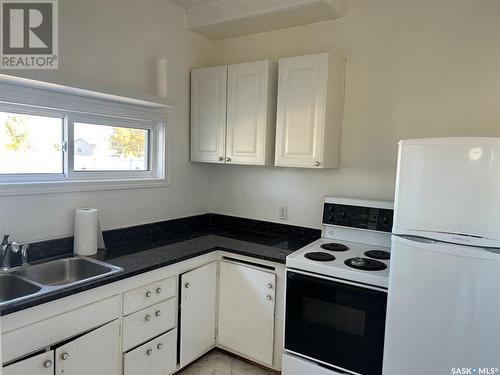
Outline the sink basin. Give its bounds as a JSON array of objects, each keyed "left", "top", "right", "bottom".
[
  {"left": 0, "top": 274, "right": 41, "bottom": 303},
  {"left": 16, "top": 257, "right": 122, "bottom": 286}
]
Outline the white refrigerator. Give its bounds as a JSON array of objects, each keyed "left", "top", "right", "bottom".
[{"left": 383, "top": 138, "right": 500, "bottom": 375}]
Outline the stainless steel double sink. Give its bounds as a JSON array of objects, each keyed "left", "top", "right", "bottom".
[{"left": 0, "top": 257, "right": 123, "bottom": 308}]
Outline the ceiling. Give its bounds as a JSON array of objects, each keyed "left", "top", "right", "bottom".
[
  {"left": 171, "top": 0, "right": 346, "bottom": 40},
  {"left": 170, "top": 0, "right": 222, "bottom": 9}
]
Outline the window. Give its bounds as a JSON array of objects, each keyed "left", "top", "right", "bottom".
[
  {"left": 73, "top": 122, "right": 149, "bottom": 172},
  {"left": 0, "top": 111, "right": 64, "bottom": 174},
  {"left": 0, "top": 100, "right": 167, "bottom": 192}
]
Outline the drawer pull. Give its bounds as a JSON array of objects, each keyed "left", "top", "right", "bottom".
[
  {"left": 155, "top": 310, "right": 161, "bottom": 317},
  {"left": 267, "top": 283, "right": 273, "bottom": 289},
  {"left": 266, "top": 295, "right": 272, "bottom": 301},
  {"left": 146, "top": 349, "right": 153, "bottom": 356},
  {"left": 43, "top": 360, "right": 52, "bottom": 368},
  {"left": 145, "top": 314, "right": 152, "bottom": 321},
  {"left": 157, "top": 343, "right": 163, "bottom": 350},
  {"left": 156, "top": 287, "right": 162, "bottom": 293},
  {"left": 145, "top": 291, "right": 152, "bottom": 297},
  {"left": 185, "top": 282, "right": 190, "bottom": 288},
  {"left": 61, "top": 352, "right": 69, "bottom": 360}
]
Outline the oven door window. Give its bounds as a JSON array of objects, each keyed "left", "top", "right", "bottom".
[{"left": 285, "top": 271, "right": 387, "bottom": 375}]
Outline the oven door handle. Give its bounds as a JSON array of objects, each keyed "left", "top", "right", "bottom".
[{"left": 286, "top": 268, "right": 388, "bottom": 292}]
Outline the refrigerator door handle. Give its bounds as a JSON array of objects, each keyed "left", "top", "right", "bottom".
[
  {"left": 392, "top": 235, "right": 500, "bottom": 260},
  {"left": 485, "top": 247, "right": 500, "bottom": 255}
]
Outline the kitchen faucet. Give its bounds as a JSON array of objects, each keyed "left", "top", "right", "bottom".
[{"left": 1, "top": 234, "right": 20, "bottom": 271}]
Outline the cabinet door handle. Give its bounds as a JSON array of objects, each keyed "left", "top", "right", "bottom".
[
  {"left": 155, "top": 310, "right": 161, "bottom": 317},
  {"left": 225, "top": 157, "right": 231, "bottom": 162},
  {"left": 145, "top": 291, "right": 152, "bottom": 297},
  {"left": 185, "top": 282, "right": 190, "bottom": 288},
  {"left": 314, "top": 161, "right": 320, "bottom": 167},
  {"left": 266, "top": 295, "right": 272, "bottom": 301},
  {"left": 218, "top": 156, "right": 223, "bottom": 162},
  {"left": 156, "top": 287, "right": 162, "bottom": 294},
  {"left": 157, "top": 343, "right": 163, "bottom": 350},
  {"left": 61, "top": 352, "right": 69, "bottom": 360},
  {"left": 146, "top": 349, "right": 153, "bottom": 356},
  {"left": 267, "top": 283, "right": 273, "bottom": 289},
  {"left": 145, "top": 314, "right": 152, "bottom": 321},
  {"left": 43, "top": 360, "right": 53, "bottom": 368}
]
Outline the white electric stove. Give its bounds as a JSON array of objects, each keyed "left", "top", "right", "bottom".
[
  {"left": 283, "top": 197, "right": 394, "bottom": 375},
  {"left": 286, "top": 197, "right": 393, "bottom": 288}
]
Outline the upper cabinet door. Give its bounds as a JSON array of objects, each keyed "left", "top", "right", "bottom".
[
  {"left": 275, "top": 53, "right": 345, "bottom": 168},
  {"left": 191, "top": 66, "right": 227, "bottom": 163},
  {"left": 226, "top": 60, "right": 275, "bottom": 165},
  {"left": 179, "top": 262, "right": 217, "bottom": 368}
]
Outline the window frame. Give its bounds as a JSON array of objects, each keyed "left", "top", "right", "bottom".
[
  {"left": 0, "top": 80, "right": 171, "bottom": 196},
  {"left": 0, "top": 103, "right": 67, "bottom": 183},
  {"left": 68, "top": 113, "right": 158, "bottom": 180}
]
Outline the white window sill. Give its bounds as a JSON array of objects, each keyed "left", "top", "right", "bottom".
[{"left": 0, "top": 178, "right": 170, "bottom": 196}]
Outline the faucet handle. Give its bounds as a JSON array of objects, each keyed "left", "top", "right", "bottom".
[
  {"left": 9, "top": 241, "right": 20, "bottom": 253},
  {"left": 1, "top": 234, "right": 9, "bottom": 246},
  {"left": 21, "top": 244, "right": 30, "bottom": 265}
]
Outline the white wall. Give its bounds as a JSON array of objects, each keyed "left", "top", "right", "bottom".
[
  {"left": 0, "top": 0, "right": 215, "bottom": 242},
  {"left": 1, "top": 0, "right": 500, "bottom": 243},
  {"left": 210, "top": 0, "right": 500, "bottom": 229}
]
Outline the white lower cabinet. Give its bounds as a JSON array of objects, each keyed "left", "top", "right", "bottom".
[
  {"left": 4, "top": 351, "right": 54, "bottom": 375},
  {"left": 179, "top": 261, "right": 217, "bottom": 367},
  {"left": 55, "top": 319, "right": 121, "bottom": 375},
  {"left": 122, "top": 298, "right": 176, "bottom": 351},
  {"left": 5, "top": 320, "right": 121, "bottom": 375},
  {"left": 124, "top": 329, "right": 177, "bottom": 375},
  {"left": 2, "top": 255, "right": 281, "bottom": 375},
  {"left": 217, "top": 260, "right": 276, "bottom": 365}
]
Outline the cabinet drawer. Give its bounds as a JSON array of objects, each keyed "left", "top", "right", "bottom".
[
  {"left": 123, "top": 298, "right": 176, "bottom": 351},
  {"left": 124, "top": 329, "right": 177, "bottom": 375},
  {"left": 123, "top": 277, "right": 176, "bottom": 316}
]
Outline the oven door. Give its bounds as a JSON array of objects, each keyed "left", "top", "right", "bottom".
[{"left": 284, "top": 270, "right": 387, "bottom": 375}]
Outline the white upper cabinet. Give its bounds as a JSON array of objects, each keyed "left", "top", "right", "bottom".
[
  {"left": 275, "top": 52, "right": 346, "bottom": 168},
  {"left": 190, "top": 60, "right": 276, "bottom": 165},
  {"left": 190, "top": 66, "right": 227, "bottom": 163},
  {"left": 226, "top": 60, "right": 276, "bottom": 165}
]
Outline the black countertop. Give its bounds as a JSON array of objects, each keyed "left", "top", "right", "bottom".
[{"left": 0, "top": 215, "right": 320, "bottom": 316}]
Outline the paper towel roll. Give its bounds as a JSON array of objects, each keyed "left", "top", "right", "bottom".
[{"left": 74, "top": 208, "right": 99, "bottom": 256}]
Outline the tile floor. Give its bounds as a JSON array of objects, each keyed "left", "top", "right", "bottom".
[{"left": 178, "top": 350, "right": 277, "bottom": 375}]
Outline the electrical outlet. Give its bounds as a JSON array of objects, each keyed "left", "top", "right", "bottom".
[{"left": 279, "top": 206, "right": 288, "bottom": 220}]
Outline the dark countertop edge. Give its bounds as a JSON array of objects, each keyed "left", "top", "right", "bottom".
[{"left": 0, "top": 245, "right": 284, "bottom": 316}]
